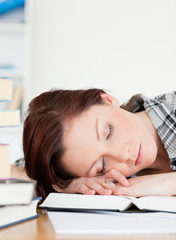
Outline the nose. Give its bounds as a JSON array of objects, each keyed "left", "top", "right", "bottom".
[
  {"left": 107, "top": 144, "right": 136, "bottom": 163},
  {"left": 108, "top": 144, "right": 130, "bottom": 163}
]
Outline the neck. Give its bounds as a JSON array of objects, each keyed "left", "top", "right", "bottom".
[{"left": 135, "top": 111, "right": 171, "bottom": 175}]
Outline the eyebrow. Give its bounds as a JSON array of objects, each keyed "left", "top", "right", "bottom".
[
  {"left": 96, "top": 117, "right": 100, "bottom": 141},
  {"left": 87, "top": 117, "right": 100, "bottom": 176}
]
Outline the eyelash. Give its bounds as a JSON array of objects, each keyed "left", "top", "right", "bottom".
[
  {"left": 106, "top": 123, "right": 114, "bottom": 140},
  {"left": 98, "top": 124, "right": 114, "bottom": 175},
  {"left": 99, "top": 157, "right": 106, "bottom": 175}
]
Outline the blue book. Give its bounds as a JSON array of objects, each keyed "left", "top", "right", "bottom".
[
  {"left": 0, "top": 0, "right": 25, "bottom": 15},
  {"left": 0, "top": 197, "right": 41, "bottom": 229}
]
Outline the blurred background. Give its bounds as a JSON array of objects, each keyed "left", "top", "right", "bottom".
[{"left": 0, "top": 0, "right": 176, "bottom": 163}]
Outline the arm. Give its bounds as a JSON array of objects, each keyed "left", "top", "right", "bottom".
[
  {"left": 115, "top": 172, "right": 176, "bottom": 197},
  {"left": 54, "top": 172, "right": 176, "bottom": 197},
  {"left": 11, "top": 164, "right": 129, "bottom": 195}
]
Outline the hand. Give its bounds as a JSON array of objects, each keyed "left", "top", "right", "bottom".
[
  {"left": 115, "top": 172, "right": 176, "bottom": 197},
  {"left": 53, "top": 169, "right": 129, "bottom": 195}
]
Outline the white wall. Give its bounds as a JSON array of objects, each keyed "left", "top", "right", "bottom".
[{"left": 28, "top": 0, "right": 176, "bottom": 105}]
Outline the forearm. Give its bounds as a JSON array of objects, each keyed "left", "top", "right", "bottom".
[{"left": 116, "top": 172, "right": 176, "bottom": 197}]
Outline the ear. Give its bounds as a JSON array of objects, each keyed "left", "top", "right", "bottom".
[{"left": 100, "top": 93, "right": 120, "bottom": 107}]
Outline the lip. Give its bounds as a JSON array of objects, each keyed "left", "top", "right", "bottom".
[{"left": 135, "top": 145, "right": 143, "bottom": 165}]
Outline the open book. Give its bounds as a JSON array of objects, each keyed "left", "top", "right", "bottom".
[{"left": 40, "top": 193, "right": 176, "bottom": 213}]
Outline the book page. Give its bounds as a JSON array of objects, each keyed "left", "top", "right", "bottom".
[
  {"left": 48, "top": 211, "right": 176, "bottom": 235},
  {"left": 40, "top": 193, "right": 133, "bottom": 211},
  {"left": 0, "top": 110, "right": 20, "bottom": 126},
  {"left": 0, "top": 144, "right": 10, "bottom": 178},
  {"left": 0, "top": 79, "right": 12, "bottom": 101},
  {"left": 131, "top": 196, "right": 176, "bottom": 213}
]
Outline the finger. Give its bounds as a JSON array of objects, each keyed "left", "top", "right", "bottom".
[
  {"left": 76, "top": 184, "right": 96, "bottom": 195},
  {"left": 105, "top": 169, "right": 129, "bottom": 186},
  {"left": 86, "top": 181, "right": 112, "bottom": 195},
  {"left": 103, "top": 181, "right": 122, "bottom": 195}
]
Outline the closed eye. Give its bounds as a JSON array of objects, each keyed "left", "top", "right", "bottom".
[
  {"left": 98, "top": 157, "right": 105, "bottom": 175},
  {"left": 106, "top": 124, "right": 114, "bottom": 140}
]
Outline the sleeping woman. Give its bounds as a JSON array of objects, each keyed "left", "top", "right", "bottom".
[{"left": 14, "top": 89, "right": 176, "bottom": 200}]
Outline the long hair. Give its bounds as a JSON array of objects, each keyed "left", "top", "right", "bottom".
[
  {"left": 23, "top": 88, "right": 106, "bottom": 199},
  {"left": 23, "top": 88, "right": 144, "bottom": 200}
]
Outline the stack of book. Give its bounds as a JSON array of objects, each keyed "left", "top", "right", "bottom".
[
  {"left": 0, "top": 179, "right": 40, "bottom": 229},
  {"left": 0, "top": 78, "right": 40, "bottom": 229}
]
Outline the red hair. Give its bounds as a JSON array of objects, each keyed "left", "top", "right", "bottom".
[{"left": 23, "top": 88, "right": 105, "bottom": 199}]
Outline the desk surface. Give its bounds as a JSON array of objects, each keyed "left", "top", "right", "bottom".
[{"left": 1, "top": 210, "right": 176, "bottom": 240}]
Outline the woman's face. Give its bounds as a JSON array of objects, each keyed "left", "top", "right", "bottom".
[{"left": 62, "top": 94, "right": 158, "bottom": 178}]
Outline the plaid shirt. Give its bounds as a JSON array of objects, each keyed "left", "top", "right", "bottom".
[{"left": 143, "top": 91, "right": 176, "bottom": 171}]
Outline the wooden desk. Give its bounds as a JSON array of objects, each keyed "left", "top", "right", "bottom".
[{"left": 1, "top": 210, "right": 176, "bottom": 240}]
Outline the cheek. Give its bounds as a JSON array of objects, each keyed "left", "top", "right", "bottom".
[
  {"left": 114, "top": 116, "right": 138, "bottom": 139},
  {"left": 121, "top": 120, "right": 140, "bottom": 136}
]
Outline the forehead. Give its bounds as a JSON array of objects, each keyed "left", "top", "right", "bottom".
[{"left": 64, "top": 104, "right": 109, "bottom": 142}]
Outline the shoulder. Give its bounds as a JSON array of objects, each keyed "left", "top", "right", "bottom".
[
  {"left": 142, "top": 92, "right": 176, "bottom": 165},
  {"left": 143, "top": 91, "right": 176, "bottom": 112}
]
